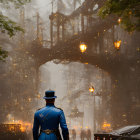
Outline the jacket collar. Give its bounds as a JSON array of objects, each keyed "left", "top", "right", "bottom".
[{"left": 46, "top": 103, "right": 55, "bottom": 106}]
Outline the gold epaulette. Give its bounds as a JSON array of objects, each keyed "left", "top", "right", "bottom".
[
  {"left": 37, "top": 107, "right": 43, "bottom": 111},
  {"left": 56, "top": 107, "right": 63, "bottom": 111}
]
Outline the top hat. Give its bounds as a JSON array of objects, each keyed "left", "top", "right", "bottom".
[{"left": 43, "top": 90, "right": 57, "bottom": 99}]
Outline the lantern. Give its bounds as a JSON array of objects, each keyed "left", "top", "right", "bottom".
[{"left": 80, "top": 43, "right": 87, "bottom": 53}]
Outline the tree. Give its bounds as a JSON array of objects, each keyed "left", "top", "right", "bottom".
[
  {"left": 99, "top": 0, "right": 140, "bottom": 32},
  {"left": 0, "top": 0, "right": 31, "bottom": 61},
  {"left": 0, "top": 47, "right": 7, "bottom": 61}
]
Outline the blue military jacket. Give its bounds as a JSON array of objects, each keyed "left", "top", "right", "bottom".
[{"left": 33, "top": 103, "right": 69, "bottom": 140}]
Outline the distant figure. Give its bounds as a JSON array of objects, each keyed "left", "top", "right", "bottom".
[
  {"left": 86, "top": 129, "right": 91, "bottom": 140},
  {"left": 33, "top": 90, "right": 69, "bottom": 140},
  {"left": 72, "top": 129, "right": 76, "bottom": 140},
  {"left": 80, "top": 129, "right": 86, "bottom": 140}
]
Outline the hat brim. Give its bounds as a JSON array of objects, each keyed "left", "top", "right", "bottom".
[{"left": 43, "top": 96, "right": 57, "bottom": 99}]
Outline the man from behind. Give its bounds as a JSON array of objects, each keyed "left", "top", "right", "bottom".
[{"left": 33, "top": 90, "right": 69, "bottom": 140}]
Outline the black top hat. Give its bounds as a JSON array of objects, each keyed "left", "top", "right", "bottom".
[{"left": 43, "top": 90, "right": 57, "bottom": 99}]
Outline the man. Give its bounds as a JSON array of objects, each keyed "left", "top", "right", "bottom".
[
  {"left": 80, "top": 129, "right": 86, "bottom": 140},
  {"left": 86, "top": 129, "right": 91, "bottom": 140},
  {"left": 72, "top": 129, "right": 76, "bottom": 140},
  {"left": 33, "top": 90, "right": 69, "bottom": 140}
]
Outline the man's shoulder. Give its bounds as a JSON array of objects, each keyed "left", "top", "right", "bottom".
[
  {"left": 53, "top": 106, "right": 63, "bottom": 112},
  {"left": 35, "top": 107, "right": 45, "bottom": 113},
  {"left": 35, "top": 106, "right": 63, "bottom": 116},
  {"left": 37, "top": 107, "right": 43, "bottom": 111}
]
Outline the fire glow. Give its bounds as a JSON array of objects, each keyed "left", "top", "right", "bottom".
[
  {"left": 5, "top": 120, "right": 32, "bottom": 132},
  {"left": 89, "top": 86, "right": 95, "bottom": 93},
  {"left": 102, "top": 121, "right": 112, "bottom": 132},
  {"left": 114, "top": 40, "right": 121, "bottom": 50}
]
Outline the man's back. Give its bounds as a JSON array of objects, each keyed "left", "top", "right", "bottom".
[{"left": 33, "top": 103, "right": 69, "bottom": 140}]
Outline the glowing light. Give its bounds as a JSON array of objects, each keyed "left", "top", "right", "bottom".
[
  {"left": 118, "top": 18, "right": 122, "bottom": 24},
  {"left": 74, "top": 33, "right": 78, "bottom": 35},
  {"left": 28, "top": 98, "right": 31, "bottom": 102},
  {"left": 137, "top": 48, "right": 140, "bottom": 52},
  {"left": 79, "top": 43, "right": 87, "bottom": 53},
  {"left": 5, "top": 120, "right": 32, "bottom": 133},
  {"left": 122, "top": 114, "right": 126, "bottom": 117},
  {"left": 114, "top": 40, "right": 121, "bottom": 50},
  {"left": 102, "top": 121, "right": 112, "bottom": 132},
  {"left": 13, "top": 63, "right": 17, "bottom": 66},
  {"left": 89, "top": 86, "right": 95, "bottom": 93},
  {"left": 105, "top": 50, "right": 108, "bottom": 53},
  {"left": 129, "top": 11, "right": 132, "bottom": 15},
  {"left": 37, "top": 94, "right": 41, "bottom": 99}
]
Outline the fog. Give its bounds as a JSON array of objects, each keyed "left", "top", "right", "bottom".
[{"left": 0, "top": 0, "right": 139, "bottom": 139}]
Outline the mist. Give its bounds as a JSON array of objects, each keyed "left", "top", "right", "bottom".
[{"left": 0, "top": 0, "right": 139, "bottom": 139}]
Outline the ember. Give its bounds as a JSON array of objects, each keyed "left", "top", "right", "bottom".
[
  {"left": 101, "top": 121, "right": 112, "bottom": 132},
  {"left": 5, "top": 120, "right": 32, "bottom": 132}
]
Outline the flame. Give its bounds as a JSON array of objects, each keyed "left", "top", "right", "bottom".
[
  {"left": 5, "top": 120, "right": 32, "bottom": 132},
  {"left": 80, "top": 43, "right": 87, "bottom": 53},
  {"left": 101, "top": 121, "right": 112, "bottom": 132},
  {"left": 89, "top": 86, "right": 95, "bottom": 93},
  {"left": 114, "top": 40, "right": 121, "bottom": 50}
]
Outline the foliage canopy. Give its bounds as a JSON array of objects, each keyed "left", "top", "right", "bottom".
[
  {"left": 99, "top": 0, "right": 140, "bottom": 32},
  {"left": 0, "top": 0, "right": 30, "bottom": 61}
]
